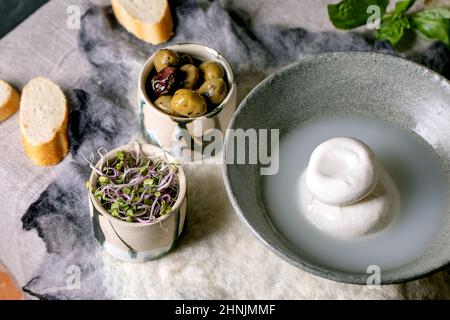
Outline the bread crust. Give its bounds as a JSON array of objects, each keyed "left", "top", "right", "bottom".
[
  {"left": 21, "top": 112, "right": 69, "bottom": 166},
  {"left": 0, "top": 82, "right": 20, "bottom": 121},
  {"left": 20, "top": 79, "right": 69, "bottom": 166},
  {"left": 111, "top": 0, "right": 173, "bottom": 44},
  {"left": 0, "top": 268, "right": 23, "bottom": 300}
]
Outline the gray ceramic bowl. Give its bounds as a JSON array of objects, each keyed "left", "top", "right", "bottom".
[{"left": 223, "top": 51, "right": 450, "bottom": 284}]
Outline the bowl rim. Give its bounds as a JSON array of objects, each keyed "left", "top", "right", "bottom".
[
  {"left": 138, "top": 42, "right": 237, "bottom": 122},
  {"left": 223, "top": 50, "right": 450, "bottom": 285},
  {"left": 88, "top": 142, "right": 187, "bottom": 228}
]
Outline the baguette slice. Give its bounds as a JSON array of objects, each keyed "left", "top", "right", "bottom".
[
  {"left": 0, "top": 266, "right": 23, "bottom": 300},
  {"left": 0, "top": 80, "right": 20, "bottom": 121},
  {"left": 111, "top": 0, "right": 173, "bottom": 44},
  {"left": 20, "top": 77, "right": 69, "bottom": 166}
]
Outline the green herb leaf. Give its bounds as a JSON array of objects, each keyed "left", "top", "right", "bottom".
[
  {"left": 111, "top": 202, "right": 120, "bottom": 210},
  {"left": 393, "top": 0, "right": 416, "bottom": 17},
  {"left": 116, "top": 151, "right": 125, "bottom": 160},
  {"left": 98, "top": 176, "right": 109, "bottom": 184},
  {"left": 115, "top": 161, "right": 124, "bottom": 171},
  {"left": 94, "top": 189, "right": 103, "bottom": 197},
  {"left": 126, "top": 209, "right": 134, "bottom": 216},
  {"left": 411, "top": 8, "right": 450, "bottom": 46},
  {"left": 114, "top": 175, "right": 124, "bottom": 184},
  {"left": 139, "top": 166, "right": 148, "bottom": 175},
  {"left": 111, "top": 209, "right": 119, "bottom": 218},
  {"left": 85, "top": 180, "right": 91, "bottom": 190},
  {"left": 327, "top": 0, "right": 389, "bottom": 29},
  {"left": 144, "top": 178, "right": 155, "bottom": 187},
  {"left": 123, "top": 187, "right": 131, "bottom": 195},
  {"left": 376, "top": 14, "right": 411, "bottom": 45},
  {"left": 160, "top": 202, "right": 172, "bottom": 216}
]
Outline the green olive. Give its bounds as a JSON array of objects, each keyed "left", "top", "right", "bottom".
[
  {"left": 199, "top": 61, "right": 225, "bottom": 80},
  {"left": 154, "top": 49, "right": 179, "bottom": 72},
  {"left": 171, "top": 89, "right": 207, "bottom": 117},
  {"left": 180, "top": 64, "right": 199, "bottom": 89},
  {"left": 154, "top": 95, "right": 180, "bottom": 116},
  {"left": 197, "top": 78, "right": 228, "bottom": 105}
]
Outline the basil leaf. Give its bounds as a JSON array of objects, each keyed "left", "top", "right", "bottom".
[
  {"left": 411, "top": 8, "right": 450, "bottom": 46},
  {"left": 393, "top": 0, "right": 416, "bottom": 17},
  {"left": 328, "top": 0, "right": 389, "bottom": 29},
  {"left": 376, "top": 15, "right": 411, "bottom": 45}
]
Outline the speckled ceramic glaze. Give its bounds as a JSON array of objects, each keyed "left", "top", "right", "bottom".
[
  {"left": 88, "top": 143, "right": 187, "bottom": 262},
  {"left": 223, "top": 51, "right": 450, "bottom": 284},
  {"left": 139, "top": 43, "right": 237, "bottom": 157}
]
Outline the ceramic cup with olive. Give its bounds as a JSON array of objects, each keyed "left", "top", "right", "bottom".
[{"left": 138, "top": 43, "right": 237, "bottom": 158}]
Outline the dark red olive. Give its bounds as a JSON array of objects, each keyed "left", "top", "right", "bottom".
[{"left": 151, "top": 66, "right": 178, "bottom": 97}]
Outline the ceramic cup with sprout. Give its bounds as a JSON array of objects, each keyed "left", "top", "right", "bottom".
[
  {"left": 138, "top": 43, "right": 237, "bottom": 159},
  {"left": 88, "top": 142, "right": 187, "bottom": 262}
]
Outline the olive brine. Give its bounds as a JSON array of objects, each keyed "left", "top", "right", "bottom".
[{"left": 146, "top": 49, "right": 228, "bottom": 118}]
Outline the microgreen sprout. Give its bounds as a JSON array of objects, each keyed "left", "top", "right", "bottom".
[{"left": 84, "top": 143, "right": 180, "bottom": 223}]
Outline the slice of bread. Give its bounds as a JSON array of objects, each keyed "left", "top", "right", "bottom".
[
  {"left": 0, "top": 80, "right": 20, "bottom": 121},
  {"left": 19, "top": 77, "right": 69, "bottom": 166},
  {"left": 0, "top": 266, "right": 23, "bottom": 300},
  {"left": 111, "top": 0, "right": 173, "bottom": 44}
]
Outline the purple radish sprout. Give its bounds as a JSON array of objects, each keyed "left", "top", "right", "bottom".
[{"left": 85, "top": 144, "right": 180, "bottom": 223}]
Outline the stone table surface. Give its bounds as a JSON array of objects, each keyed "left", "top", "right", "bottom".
[{"left": 0, "top": 0, "right": 449, "bottom": 299}]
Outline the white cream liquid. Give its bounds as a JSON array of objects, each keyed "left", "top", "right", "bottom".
[{"left": 263, "top": 117, "right": 448, "bottom": 272}]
